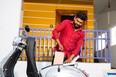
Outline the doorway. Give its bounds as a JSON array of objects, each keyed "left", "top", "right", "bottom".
[
  {"left": 61, "top": 15, "right": 74, "bottom": 22},
  {"left": 56, "top": 10, "right": 76, "bottom": 25},
  {"left": 56, "top": 10, "right": 87, "bottom": 29}
]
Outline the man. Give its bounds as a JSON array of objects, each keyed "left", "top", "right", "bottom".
[{"left": 52, "top": 11, "right": 87, "bottom": 64}]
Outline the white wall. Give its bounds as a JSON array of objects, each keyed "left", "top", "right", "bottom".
[
  {"left": 95, "top": 0, "right": 116, "bottom": 68},
  {"left": 0, "top": 0, "right": 22, "bottom": 61}
]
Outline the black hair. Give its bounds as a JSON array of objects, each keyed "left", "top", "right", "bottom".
[{"left": 75, "top": 11, "right": 87, "bottom": 21}]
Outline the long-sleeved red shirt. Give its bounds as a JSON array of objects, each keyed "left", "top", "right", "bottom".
[{"left": 52, "top": 19, "right": 84, "bottom": 58}]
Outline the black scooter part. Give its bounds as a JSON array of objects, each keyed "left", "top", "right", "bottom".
[
  {"left": 3, "top": 48, "right": 22, "bottom": 77},
  {"left": 26, "top": 37, "right": 39, "bottom": 77}
]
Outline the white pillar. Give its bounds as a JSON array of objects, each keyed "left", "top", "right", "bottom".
[{"left": 0, "top": 0, "right": 23, "bottom": 61}]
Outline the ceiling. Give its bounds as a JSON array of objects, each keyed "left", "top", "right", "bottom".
[
  {"left": 94, "top": 0, "right": 109, "bottom": 14},
  {"left": 24, "top": 0, "right": 109, "bottom": 14},
  {"left": 24, "top": 0, "right": 93, "bottom": 5}
]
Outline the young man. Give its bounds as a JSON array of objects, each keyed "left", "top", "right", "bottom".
[{"left": 52, "top": 11, "right": 87, "bottom": 64}]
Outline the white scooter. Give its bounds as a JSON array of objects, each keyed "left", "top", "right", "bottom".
[
  {"left": 0, "top": 26, "right": 88, "bottom": 77},
  {"left": 0, "top": 25, "right": 39, "bottom": 77},
  {"left": 38, "top": 56, "right": 88, "bottom": 77}
]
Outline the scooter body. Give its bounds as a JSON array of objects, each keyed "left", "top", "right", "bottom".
[
  {"left": 0, "top": 25, "right": 39, "bottom": 77},
  {"left": 0, "top": 37, "right": 26, "bottom": 77}
]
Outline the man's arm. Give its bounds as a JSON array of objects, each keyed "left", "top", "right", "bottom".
[
  {"left": 52, "top": 20, "right": 67, "bottom": 50},
  {"left": 52, "top": 20, "right": 67, "bottom": 40},
  {"left": 64, "top": 33, "right": 84, "bottom": 63},
  {"left": 64, "top": 54, "right": 75, "bottom": 63}
]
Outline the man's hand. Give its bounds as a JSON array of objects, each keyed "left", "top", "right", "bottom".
[
  {"left": 59, "top": 44, "right": 63, "bottom": 51},
  {"left": 64, "top": 54, "right": 75, "bottom": 64},
  {"left": 56, "top": 39, "right": 64, "bottom": 51},
  {"left": 64, "top": 58, "right": 72, "bottom": 64}
]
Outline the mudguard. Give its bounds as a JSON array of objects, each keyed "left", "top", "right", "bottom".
[
  {"left": 0, "top": 48, "right": 22, "bottom": 77},
  {"left": 26, "top": 37, "right": 39, "bottom": 77}
]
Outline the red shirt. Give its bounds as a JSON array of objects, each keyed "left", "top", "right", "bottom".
[{"left": 52, "top": 20, "right": 84, "bottom": 58}]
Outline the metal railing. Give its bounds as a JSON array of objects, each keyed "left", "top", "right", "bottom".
[{"left": 19, "top": 28, "right": 111, "bottom": 63}]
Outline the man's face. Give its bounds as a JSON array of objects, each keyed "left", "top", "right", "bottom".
[{"left": 73, "top": 17, "right": 84, "bottom": 29}]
